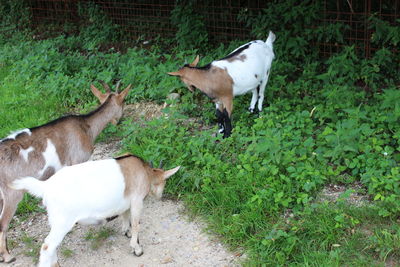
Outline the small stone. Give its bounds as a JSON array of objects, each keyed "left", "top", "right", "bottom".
[
  {"left": 167, "top": 93, "right": 180, "bottom": 101},
  {"left": 161, "top": 256, "right": 173, "bottom": 264},
  {"left": 193, "top": 246, "right": 199, "bottom": 251}
]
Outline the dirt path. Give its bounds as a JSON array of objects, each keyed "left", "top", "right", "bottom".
[{"left": 6, "top": 103, "right": 244, "bottom": 267}]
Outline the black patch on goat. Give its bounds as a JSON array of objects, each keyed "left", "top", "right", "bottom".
[
  {"left": 215, "top": 108, "right": 225, "bottom": 133},
  {"left": 222, "top": 109, "right": 232, "bottom": 138},
  {"left": 29, "top": 96, "right": 112, "bottom": 132},
  {"left": 215, "top": 109, "right": 224, "bottom": 124},
  {"left": 106, "top": 215, "right": 119, "bottom": 222},
  {"left": 184, "top": 63, "right": 212, "bottom": 71},
  {"left": 218, "top": 43, "right": 250, "bottom": 61},
  {"left": 0, "top": 138, "right": 13, "bottom": 144},
  {"left": 114, "top": 153, "right": 146, "bottom": 163}
]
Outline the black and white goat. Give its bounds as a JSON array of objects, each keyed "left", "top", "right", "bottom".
[{"left": 168, "top": 31, "right": 276, "bottom": 138}]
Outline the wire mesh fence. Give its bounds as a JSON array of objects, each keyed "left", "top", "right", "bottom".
[
  {"left": 320, "top": 0, "right": 400, "bottom": 57},
  {"left": 27, "top": 0, "right": 399, "bottom": 57}
]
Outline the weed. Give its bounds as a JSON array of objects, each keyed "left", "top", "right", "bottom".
[
  {"left": 84, "top": 227, "right": 115, "bottom": 250},
  {"left": 20, "top": 233, "right": 40, "bottom": 262},
  {"left": 61, "top": 248, "right": 74, "bottom": 258}
]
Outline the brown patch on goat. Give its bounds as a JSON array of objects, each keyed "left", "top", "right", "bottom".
[
  {"left": 0, "top": 142, "right": 20, "bottom": 162},
  {"left": 42, "top": 244, "right": 48, "bottom": 251},
  {"left": 170, "top": 65, "right": 233, "bottom": 100},
  {"left": 117, "top": 156, "right": 150, "bottom": 198},
  {"left": 40, "top": 167, "right": 55, "bottom": 181},
  {"left": 227, "top": 54, "right": 247, "bottom": 62}
]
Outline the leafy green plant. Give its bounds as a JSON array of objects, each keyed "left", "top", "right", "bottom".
[
  {"left": 0, "top": 0, "right": 30, "bottom": 29},
  {"left": 170, "top": 0, "right": 208, "bottom": 51},
  {"left": 77, "top": 2, "right": 121, "bottom": 51}
]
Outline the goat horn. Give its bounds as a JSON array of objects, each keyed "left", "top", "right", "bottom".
[
  {"left": 99, "top": 80, "right": 111, "bottom": 93},
  {"left": 158, "top": 160, "right": 164, "bottom": 169},
  {"left": 115, "top": 80, "right": 122, "bottom": 92},
  {"left": 149, "top": 161, "right": 154, "bottom": 168}
]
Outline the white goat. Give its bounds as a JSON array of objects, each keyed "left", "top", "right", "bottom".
[
  {"left": 168, "top": 31, "right": 276, "bottom": 138},
  {"left": 0, "top": 81, "right": 131, "bottom": 262},
  {"left": 11, "top": 154, "right": 180, "bottom": 267}
]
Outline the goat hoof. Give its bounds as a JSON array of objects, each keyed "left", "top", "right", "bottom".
[
  {"left": 124, "top": 230, "right": 132, "bottom": 238},
  {"left": 2, "top": 254, "right": 16, "bottom": 263},
  {"left": 133, "top": 248, "right": 143, "bottom": 257},
  {"left": 249, "top": 108, "right": 255, "bottom": 113}
]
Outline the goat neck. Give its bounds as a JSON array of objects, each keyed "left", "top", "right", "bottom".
[{"left": 82, "top": 95, "right": 120, "bottom": 143}]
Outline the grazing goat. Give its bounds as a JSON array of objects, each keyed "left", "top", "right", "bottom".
[
  {"left": 168, "top": 31, "right": 276, "bottom": 138},
  {"left": 0, "top": 81, "right": 131, "bottom": 263},
  {"left": 11, "top": 154, "right": 180, "bottom": 267}
]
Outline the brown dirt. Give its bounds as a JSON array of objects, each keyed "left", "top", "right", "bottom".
[{"left": 318, "top": 182, "right": 369, "bottom": 206}]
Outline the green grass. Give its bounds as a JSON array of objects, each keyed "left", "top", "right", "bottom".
[
  {"left": 20, "top": 233, "right": 41, "bottom": 262},
  {"left": 84, "top": 227, "right": 115, "bottom": 250},
  {"left": 0, "top": 67, "right": 66, "bottom": 137},
  {"left": 61, "top": 248, "right": 74, "bottom": 258}
]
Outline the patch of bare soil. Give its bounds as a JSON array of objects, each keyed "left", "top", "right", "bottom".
[
  {"left": 123, "top": 102, "right": 164, "bottom": 122},
  {"left": 318, "top": 182, "right": 369, "bottom": 206},
  {"left": 6, "top": 102, "right": 244, "bottom": 267}
]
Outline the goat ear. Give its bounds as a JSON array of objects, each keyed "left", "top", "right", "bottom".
[
  {"left": 167, "top": 71, "right": 181, "bottom": 77},
  {"left": 163, "top": 166, "right": 180, "bottom": 180},
  {"left": 90, "top": 84, "right": 108, "bottom": 103},
  {"left": 190, "top": 55, "right": 200, "bottom": 67},
  {"left": 118, "top": 84, "right": 132, "bottom": 100}
]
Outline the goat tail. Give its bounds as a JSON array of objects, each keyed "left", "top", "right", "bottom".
[
  {"left": 266, "top": 31, "right": 276, "bottom": 46},
  {"left": 10, "top": 177, "right": 45, "bottom": 198}
]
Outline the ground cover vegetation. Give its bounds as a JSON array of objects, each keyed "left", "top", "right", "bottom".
[{"left": 0, "top": 0, "right": 399, "bottom": 265}]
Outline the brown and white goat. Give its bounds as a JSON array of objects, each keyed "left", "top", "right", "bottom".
[
  {"left": 168, "top": 31, "right": 276, "bottom": 138},
  {"left": 11, "top": 154, "right": 180, "bottom": 267},
  {"left": 0, "top": 81, "right": 131, "bottom": 262}
]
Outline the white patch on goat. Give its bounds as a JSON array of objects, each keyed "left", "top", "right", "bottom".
[
  {"left": 20, "top": 146, "right": 34, "bottom": 162},
  {"left": 212, "top": 37, "right": 275, "bottom": 113},
  {"left": 38, "top": 139, "right": 63, "bottom": 177},
  {"left": 1, "top": 128, "right": 31, "bottom": 142},
  {"left": 44, "top": 159, "right": 130, "bottom": 224}
]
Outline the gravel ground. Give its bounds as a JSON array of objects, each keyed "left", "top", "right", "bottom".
[{"left": 5, "top": 103, "right": 244, "bottom": 267}]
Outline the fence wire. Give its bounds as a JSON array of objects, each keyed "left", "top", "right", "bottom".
[{"left": 27, "top": 0, "right": 399, "bottom": 57}]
